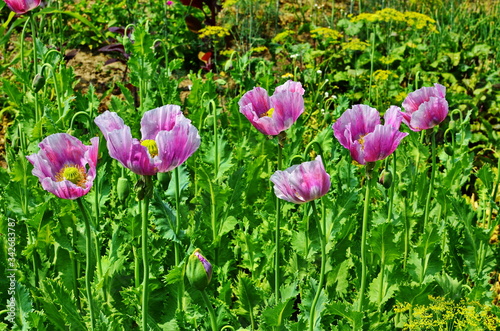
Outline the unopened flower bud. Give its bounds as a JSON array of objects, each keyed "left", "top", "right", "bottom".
[
  {"left": 379, "top": 170, "right": 393, "bottom": 189},
  {"left": 117, "top": 177, "right": 130, "bottom": 201},
  {"left": 186, "top": 249, "right": 212, "bottom": 290},
  {"left": 32, "top": 74, "right": 46, "bottom": 93},
  {"left": 444, "top": 144, "right": 454, "bottom": 156}
]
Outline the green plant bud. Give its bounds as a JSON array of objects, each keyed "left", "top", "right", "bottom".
[
  {"left": 186, "top": 249, "right": 212, "bottom": 291},
  {"left": 444, "top": 144, "right": 454, "bottom": 156},
  {"left": 32, "top": 74, "right": 46, "bottom": 93},
  {"left": 157, "top": 172, "right": 170, "bottom": 189},
  {"left": 379, "top": 170, "right": 393, "bottom": 189},
  {"left": 117, "top": 177, "right": 130, "bottom": 201}
]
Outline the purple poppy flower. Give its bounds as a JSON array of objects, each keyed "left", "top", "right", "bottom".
[
  {"left": 2, "top": 0, "right": 40, "bottom": 14},
  {"left": 333, "top": 105, "right": 408, "bottom": 165},
  {"left": 239, "top": 80, "right": 305, "bottom": 136},
  {"left": 401, "top": 83, "right": 448, "bottom": 131},
  {"left": 95, "top": 105, "right": 200, "bottom": 176},
  {"left": 270, "top": 155, "right": 331, "bottom": 204},
  {"left": 26, "top": 133, "right": 99, "bottom": 200}
]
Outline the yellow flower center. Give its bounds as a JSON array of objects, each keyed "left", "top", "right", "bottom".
[
  {"left": 259, "top": 108, "right": 275, "bottom": 118},
  {"left": 141, "top": 139, "right": 159, "bottom": 157},
  {"left": 56, "top": 164, "right": 86, "bottom": 188}
]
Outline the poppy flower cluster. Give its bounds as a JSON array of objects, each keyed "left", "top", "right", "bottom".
[{"left": 27, "top": 105, "right": 200, "bottom": 199}]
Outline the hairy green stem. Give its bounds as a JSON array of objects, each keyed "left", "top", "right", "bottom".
[
  {"left": 423, "top": 131, "right": 436, "bottom": 230},
  {"left": 309, "top": 199, "right": 326, "bottom": 331},
  {"left": 174, "top": 167, "right": 185, "bottom": 312},
  {"left": 201, "top": 290, "right": 217, "bottom": 331},
  {"left": 76, "top": 198, "right": 95, "bottom": 331},
  {"left": 141, "top": 176, "right": 152, "bottom": 331},
  {"left": 70, "top": 222, "right": 82, "bottom": 312},
  {"left": 275, "top": 142, "right": 283, "bottom": 302},
  {"left": 358, "top": 165, "right": 372, "bottom": 312}
]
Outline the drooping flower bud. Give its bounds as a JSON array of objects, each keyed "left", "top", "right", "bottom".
[
  {"left": 32, "top": 74, "right": 46, "bottom": 93},
  {"left": 116, "top": 177, "right": 130, "bottom": 201},
  {"left": 186, "top": 249, "right": 212, "bottom": 290},
  {"left": 379, "top": 169, "right": 393, "bottom": 189}
]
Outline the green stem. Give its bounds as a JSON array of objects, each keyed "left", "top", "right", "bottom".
[
  {"left": 30, "top": 12, "right": 40, "bottom": 124},
  {"left": 403, "top": 196, "right": 410, "bottom": 270},
  {"left": 387, "top": 152, "right": 396, "bottom": 219},
  {"left": 201, "top": 290, "right": 217, "bottom": 331},
  {"left": 309, "top": 199, "right": 326, "bottom": 331},
  {"left": 141, "top": 175, "right": 152, "bottom": 330},
  {"left": 76, "top": 198, "right": 95, "bottom": 331},
  {"left": 20, "top": 18, "right": 30, "bottom": 95},
  {"left": 93, "top": 170, "right": 106, "bottom": 302},
  {"left": 174, "top": 167, "right": 185, "bottom": 312},
  {"left": 358, "top": 165, "right": 372, "bottom": 312},
  {"left": 71, "top": 222, "right": 82, "bottom": 312},
  {"left": 423, "top": 131, "right": 436, "bottom": 231},
  {"left": 275, "top": 142, "right": 283, "bottom": 303}
]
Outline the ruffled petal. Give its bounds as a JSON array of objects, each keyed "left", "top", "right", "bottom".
[
  {"left": 270, "top": 165, "right": 304, "bottom": 204},
  {"left": 363, "top": 125, "right": 408, "bottom": 163},
  {"left": 409, "top": 97, "right": 449, "bottom": 131},
  {"left": 402, "top": 83, "right": 446, "bottom": 114},
  {"left": 384, "top": 106, "right": 403, "bottom": 129},
  {"left": 270, "top": 89, "right": 304, "bottom": 133},
  {"left": 238, "top": 87, "right": 271, "bottom": 117},
  {"left": 155, "top": 120, "right": 201, "bottom": 172},
  {"left": 287, "top": 156, "right": 330, "bottom": 202},
  {"left": 40, "top": 177, "right": 89, "bottom": 200},
  {"left": 140, "top": 105, "right": 183, "bottom": 140},
  {"left": 274, "top": 80, "right": 305, "bottom": 95},
  {"left": 94, "top": 111, "right": 126, "bottom": 140}
]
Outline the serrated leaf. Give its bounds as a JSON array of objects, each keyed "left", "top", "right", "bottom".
[
  {"left": 164, "top": 265, "right": 184, "bottom": 286},
  {"left": 234, "top": 274, "right": 262, "bottom": 319},
  {"left": 370, "top": 222, "right": 402, "bottom": 265},
  {"left": 262, "top": 298, "right": 295, "bottom": 327},
  {"left": 368, "top": 268, "right": 397, "bottom": 306},
  {"left": 327, "top": 301, "right": 363, "bottom": 329}
]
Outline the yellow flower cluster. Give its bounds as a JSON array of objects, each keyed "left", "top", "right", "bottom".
[
  {"left": 251, "top": 46, "right": 268, "bottom": 53},
  {"left": 310, "top": 27, "right": 342, "bottom": 40},
  {"left": 198, "top": 26, "right": 231, "bottom": 39},
  {"left": 220, "top": 49, "right": 237, "bottom": 57},
  {"left": 222, "top": 0, "right": 238, "bottom": 8},
  {"left": 351, "top": 8, "right": 437, "bottom": 31},
  {"left": 272, "top": 29, "right": 295, "bottom": 43},
  {"left": 373, "top": 69, "right": 397, "bottom": 81},
  {"left": 341, "top": 39, "right": 370, "bottom": 51},
  {"left": 394, "top": 296, "right": 500, "bottom": 330},
  {"left": 281, "top": 73, "right": 294, "bottom": 79},
  {"left": 405, "top": 11, "right": 437, "bottom": 31}
]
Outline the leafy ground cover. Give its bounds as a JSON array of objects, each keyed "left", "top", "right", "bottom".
[{"left": 1, "top": 0, "right": 500, "bottom": 330}]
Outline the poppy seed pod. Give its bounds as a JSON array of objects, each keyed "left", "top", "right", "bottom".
[
  {"left": 186, "top": 249, "right": 212, "bottom": 290},
  {"left": 116, "top": 177, "right": 130, "bottom": 201}
]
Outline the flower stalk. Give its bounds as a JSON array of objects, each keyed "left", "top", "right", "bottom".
[{"left": 76, "top": 198, "right": 95, "bottom": 331}]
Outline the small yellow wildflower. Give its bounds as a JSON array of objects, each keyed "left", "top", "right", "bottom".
[
  {"left": 373, "top": 70, "right": 397, "bottom": 82},
  {"left": 341, "top": 39, "right": 370, "bottom": 52},
  {"left": 310, "top": 27, "right": 342, "bottom": 40},
  {"left": 251, "top": 46, "right": 268, "bottom": 54},
  {"left": 220, "top": 49, "right": 237, "bottom": 57},
  {"left": 222, "top": 0, "right": 238, "bottom": 8},
  {"left": 198, "top": 26, "right": 231, "bottom": 39},
  {"left": 272, "top": 30, "right": 295, "bottom": 43},
  {"left": 281, "top": 73, "right": 294, "bottom": 79}
]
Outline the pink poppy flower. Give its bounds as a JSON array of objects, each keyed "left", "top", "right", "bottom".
[
  {"left": 94, "top": 105, "right": 200, "bottom": 176},
  {"left": 239, "top": 80, "right": 305, "bottom": 136},
  {"left": 401, "top": 83, "right": 449, "bottom": 131},
  {"left": 26, "top": 133, "right": 99, "bottom": 200},
  {"left": 270, "top": 155, "right": 331, "bottom": 204},
  {"left": 3, "top": 0, "right": 40, "bottom": 14},
  {"left": 333, "top": 105, "right": 408, "bottom": 165}
]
